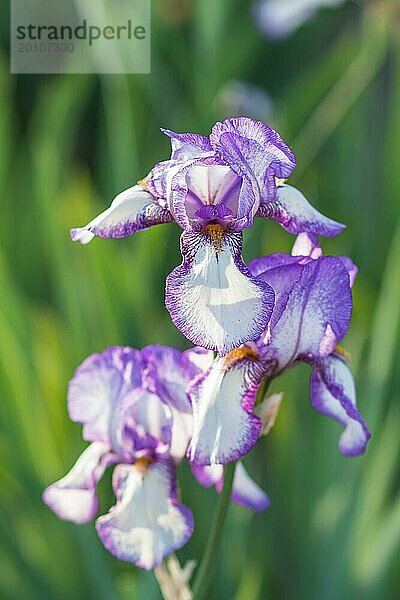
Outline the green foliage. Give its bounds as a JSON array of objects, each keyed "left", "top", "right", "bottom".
[{"left": 0, "top": 0, "right": 399, "bottom": 597}]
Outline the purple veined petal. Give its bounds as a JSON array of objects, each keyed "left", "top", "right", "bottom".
[
  {"left": 140, "top": 346, "right": 214, "bottom": 462},
  {"left": 266, "top": 256, "right": 352, "bottom": 367},
  {"left": 209, "top": 117, "right": 295, "bottom": 211},
  {"left": 249, "top": 254, "right": 305, "bottom": 333},
  {"left": 192, "top": 462, "right": 269, "bottom": 512},
  {"left": 68, "top": 347, "right": 144, "bottom": 444},
  {"left": 116, "top": 388, "right": 173, "bottom": 461},
  {"left": 257, "top": 184, "right": 345, "bottom": 237},
  {"left": 70, "top": 185, "right": 174, "bottom": 244},
  {"left": 187, "top": 352, "right": 267, "bottom": 465},
  {"left": 96, "top": 460, "right": 193, "bottom": 571},
  {"left": 161, "top": 128, "right": 213, "bottom": 160},
  {"left": 165, "top": 231, "right": 275, "bottom": 355},
  {"left": 43, "top": 442, "right": 117, "bottom": 524},
  {"left": 167, "top": 158, "right": 243, "bottom": 231},
  {"left": 310, "top": 354, "right": 370, "bottom": 456},
  {"left": 210, "top": 117, "right": 296, "bottom": 181}
]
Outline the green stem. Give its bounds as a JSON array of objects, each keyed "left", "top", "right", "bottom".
[{"left": 192, "top": 461, "right": 236, "bottom": 600}]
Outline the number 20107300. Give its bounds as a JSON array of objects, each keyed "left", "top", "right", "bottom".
[{"left": 17, "top": 42, "right": 74, "bottom": 53}]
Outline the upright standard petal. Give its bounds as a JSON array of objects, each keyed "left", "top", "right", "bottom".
[
  {"left": 265, "top": 256, "right": 352, "bottom": 367},
  {"left": 257, "top": 184, "right": 345, "bottom": 237},
  {"left": 192, "top": 461, "right": 269, "bottom": 512},
  {"left": 166, "top": 231, "right": 275, "bottom": 354},
  {"left": 68, "top": 347, "right": 143, "bottom": 444},
  {"left": 43, "top": 442, "right": 116, "bottom": 524},
  {"left": 187, "top": 350, "right": 267, "bottom": 464},
  {"left": 310, "top": 354, "right": 370, "bottom": 456},
  {"left": 96, "top": 461, "right": 193, "bottom": 571},
  {"left": 70, "top": 185, "right": 173, "bottom": 244},
  {"left": 210, "top": 117, "right": 296, "bottom": 204}
]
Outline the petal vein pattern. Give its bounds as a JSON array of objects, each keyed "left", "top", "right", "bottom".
[{"left": 166, "top": 232, "right": 274, "bottom": 354}]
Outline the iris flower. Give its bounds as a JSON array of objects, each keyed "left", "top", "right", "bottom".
[
  {"left": 187, "top": 233, "right": 370, "bottom": 465},
  {"left": 71, "top": 117, "right": 343, "bottom": 354},
  {"left": 44, "top": 345, "right": 269, "bottom": 569}
]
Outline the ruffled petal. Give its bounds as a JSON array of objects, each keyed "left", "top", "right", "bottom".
[
  {"left": 161, "top": 128, "right": 213, "bottom": 160},
  {"left": 210, "top": 118, "right": 296, "bottom": 208},
  {"left": 70, "top": 185, "right": 173, "bottom": 244},
  {"left": 166, "top": 232, "right": 275, "bottom": 354},
  {"left": 43, "top": 442, "right": 116, "bottom": 524},
  {"left": 68, "top": 347, "right": 143, "bottom": 444},
  {"left": 187, "top": 354, "right": 266, "bottom": 464},
  {"left": 96, "top": 461, "right": 193, "bottom": 570},
  {"left": 310, "top": 354, "right": 370, "bottom": 456},
  {"left": 257, "top": 184, "right": 345, "bottom": 237},
  {"left": 192, "top": 462, "right": 269, "bottom": 512},
  {"left": 266, "top": 256, "right": 352, "bottom": 366}
]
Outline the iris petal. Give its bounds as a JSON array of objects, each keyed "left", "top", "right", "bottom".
[
  {"left": 166, "top": 231, "right": 275, "bottom": 355},
  {"left": 96, "top": 461, "right": 193, "bottom": 570}
]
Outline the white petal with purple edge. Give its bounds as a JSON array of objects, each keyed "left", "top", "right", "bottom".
[
  {"left": 70, "top": 185, "right": 173, "bottom": 244},
  {"left": 187, "top": 356, "right": 264, "bottom": 465},
  {"left": 310, "top": 355, "right": 370, "bottom": 456},
  {"left": 166, "top": 232, "right": 274, "bottom": 354},
  {"left": 96, "top": 461, "right": 193, "bottom": 571},
  {"left": 43, "top": 442, "right": 115, "bottom": 524},
  {"left": 257, "top": 184, "right": 345, "bottom": 237}
]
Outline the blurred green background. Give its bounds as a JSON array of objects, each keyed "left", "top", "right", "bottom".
[{"left": 1, "top": 0, "right": 400, "bottom": 598}]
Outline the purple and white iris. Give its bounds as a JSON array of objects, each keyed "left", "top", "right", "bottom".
[
  {"left": 187, "top": 233, "right": 370, "bottom": 465},
  {"left": 44, "top": 345, "right": 269, "bottom": 569},
  {"left": 71, "top": 117, "right": 343, "bottom": 355}
]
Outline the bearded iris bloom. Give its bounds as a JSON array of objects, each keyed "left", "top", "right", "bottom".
[
  {"left": 44, "top": 345, "right": 269, "bottom": 569},
  {"left": 188, "top": 233, "right": 370, "bottom": 465},
  {"left": 71, "top": 117, "right": 343, "bottom": 354}
]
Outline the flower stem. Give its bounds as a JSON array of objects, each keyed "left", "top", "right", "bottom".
[{"left": 192, "top": 461, "right": 236, "bottom": 600}]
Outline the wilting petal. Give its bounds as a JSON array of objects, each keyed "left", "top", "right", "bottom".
[
  {"left": 255, "top": 392, "right": 283, "bottom": 436},
  {"left": 192, "top": 462, "right": 269, "bottom": 512},
  {"left": 210, "top": 117, "right": 296, "bottom": 208},
  {"left": 266, "top": 256, "right": 352, "bottom": 366},
  {"left": 68, "top": 347, "right": 143, "bottom": 444},
  {"left": 43, "top": 442, "right": 116, "bottom": 524},
  {"left": 166, "top": 232, "right": 274, "bottom": 354},
  {"left": 70, "top": 185, "right": 173, "bottom": 244},
  {"left": 257, "top": 184, "right": 345, "bottom": 237},
  {"left": 96, "top": 461, "right": 193, "bottom": 570},
  {"left": 187, "top": 354, "right": 267, "bottom": 464},
  {"left": 310, "top": 354, "right": 370, "bottom": 456}
]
